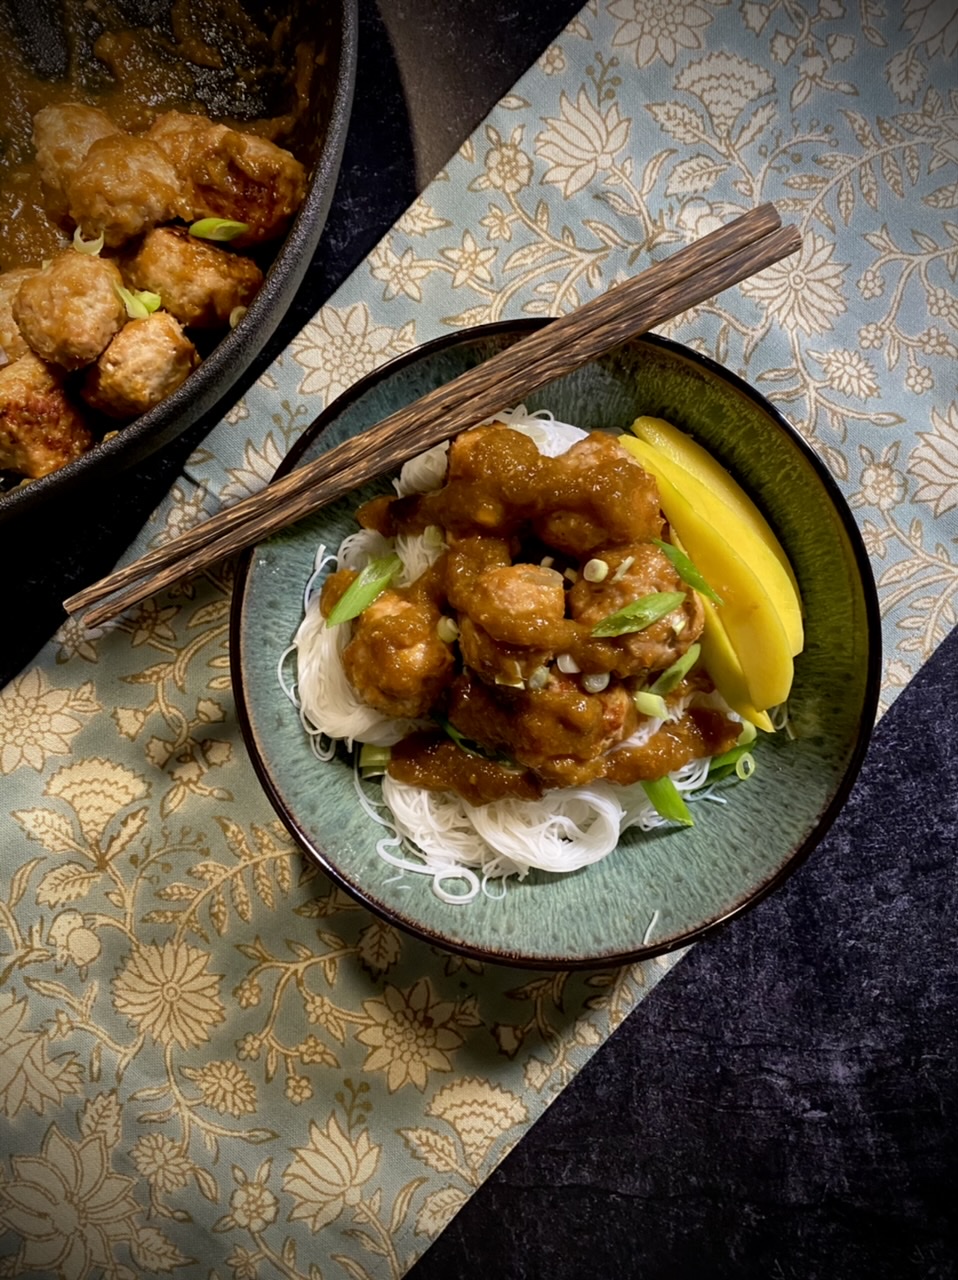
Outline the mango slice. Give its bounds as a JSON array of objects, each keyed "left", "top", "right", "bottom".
[
  {"left": 630, "top": 416, "right": 803, "bottom": 640},
  {"left": 624, "top": 430, "right": 803, "bottom": 658},
  {"left": 698, "top": 595, "right": 775, "bottom": 733},
  {"left": 620, "top": 434, "right": 794, "bottom": 710}
]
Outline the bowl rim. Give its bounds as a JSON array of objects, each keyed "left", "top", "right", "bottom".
[
  {"left": 230, "top": 319, "right": 883, "bottom": 969},
  {"left": 0, "top": 0, "right": 360, "bottom": 525}
]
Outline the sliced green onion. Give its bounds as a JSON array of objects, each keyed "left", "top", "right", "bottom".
[
  {"left": 114, "top": 283, "right": 162, "bottom": 320},
  {"left": 641, "top": 776, "right": 694, "bottom": 826},
  {"left": 359, "top": 743, "right": 391, "bottom": 776},
  {"left": 72, "top": 226, "right": 104, "bottom": 255},
  {"left": 434, "top": 716, "right": 491, "bottom": 760},
  {"left": 652, "top": 538, "right": 724, "bottom": 605},
  {"left": 590, "top": 591, "right": 686, "bottom": 638},
  {"left": 633, "top": 689, "right": 669, "bottom": 719},
  {"left": 708, "top": 742, "right": 756, "bottom": 781},
  {"left": 737, "top": 719, "right": 757, "bottom": 746},
  {"left": 325, "top": 553, "right": 401, "bottom": 626},
  {"left": 649, "top": 642, "right": 701, "bottom": 696},
  {"left": 229, "top": 305, "right": 248, "bottom": 329},
  {"left": 735, "top": 753, "right": 756, "bottom": 780},
  {"left": 189, "top": 217, "right": 249, "bottom": 242},
  {"left": 583, "top": 558, "right": 609, "bottom": 583}
]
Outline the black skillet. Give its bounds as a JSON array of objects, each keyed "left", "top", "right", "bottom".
[{"left": 0, "top": 0, "right": 358, "bottom": 524}]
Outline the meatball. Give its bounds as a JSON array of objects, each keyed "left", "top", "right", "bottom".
[
  {"left": 81, "top": 311, "right": 198, "bottom": 420},
  {"left": 149, "top": 111, "right": 307, "bottom": 246},
  {"left": 568, "top": 543, "right": 704, "bottom": 676},
  {"left": 447, "top": 670, "right": 636, "bottom": 788},
  {"left": 0, "top": 268, "right": 39, "bottom": 363},
  {"left": 463, "top": 563, "right": 567, "bottom": 648},
  {"left": 13, "top": 251, "right": 126, "bottom": 370},
  {"left": 342, "top": 589, "right": 455, "bottom": 720},
  {"left": 123, "top": 226, "right": 263, "bottom": 329},
  {"left": 534, "top": 432, "right": 665, "bottom": 555},
  {"left": 65, "top": 134, "right": 180, "bottom": 247},
  {"left": 0, "top": 354, "right": 93, "bottom": 478},
  {"left": 32, "top": 103, "right": 121, "bottom": 220}
]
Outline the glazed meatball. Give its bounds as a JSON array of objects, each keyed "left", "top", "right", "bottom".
[
  {"left": 65, "top": 134, "right": 180, "bottom": 247},
  {"left": 0, "top": 268, "right": 39, "bottom": 364},
  {"left": 32, "top": 103, "right": 121, "bottom": 219},
  {"left": 123, "top": 226, "right": 263, "bottom": 329},
  {"left": 13, "top": 251, "right": 126, "bottom": 370},
  {"left": 342, "top": 589, "right": 455, "bottom": 720},
  {"left": 0, "top": 353, "right": 93, "bottom": 478},
  {"left": 81, "top": 311, "right": 198, "bottom": 419},
  {"left": 149, "top": 111, "right": 306, "bottom": 246}
]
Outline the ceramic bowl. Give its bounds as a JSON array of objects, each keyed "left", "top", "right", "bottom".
[
  {"left": 0, "top": 0, "right": 358, "bottom": 524},
  {"left": 230, "top": 322, "right": 881, "bottom": 969}
]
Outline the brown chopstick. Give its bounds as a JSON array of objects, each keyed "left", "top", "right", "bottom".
[{"left": 65, "top": 205, "right": 799, "bottom": 628}]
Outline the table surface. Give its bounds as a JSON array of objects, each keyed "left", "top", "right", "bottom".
[{"left": 3, "top": 4, "right": 955, "bottom": 1277}]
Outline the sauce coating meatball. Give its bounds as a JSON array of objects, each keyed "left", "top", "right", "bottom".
[
  {"left": 0, "top": 268, "right": 39, "bottom": 363},
  {"left": 32, "top": 103, "right": 121, "bottom": 220},
  {"left": 0, "top": 353, "right": 93, "bottom": 478},
  {"left": 123, "top": 226, "right": 263, "bottom": 329},
  {"left": 81, "top": 311, "right": 198, "bottom": 419},
  {"left": 13, "top": 251, "right": 126, "bottom": 370},
  {"left": 149, "top": 111, "right": 307, "bottom": 246},
  {"left": 65, "top": 135, "right": 180, "bottom": 247}
]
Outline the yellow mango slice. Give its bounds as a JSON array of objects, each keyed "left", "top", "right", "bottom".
[
  {"left": 631, "top": 414, "right": 802, "bottom": 623},
  {"left": 698, "top": 595, "right": 775, "bottom": 732},
  {"left": 620, "top": 435, "right": 794, "bottom": 709},
  {"left": 624, "top": 431, "right": 803, "bottom": 658}
]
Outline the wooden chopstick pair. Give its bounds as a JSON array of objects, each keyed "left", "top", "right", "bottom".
[{"left": 65, "top": 204, "right": 800, "bottom": 629}]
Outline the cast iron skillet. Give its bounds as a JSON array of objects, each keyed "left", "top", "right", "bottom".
[{"left": 0, "top": 0, "right": 358, "bottom": 525}]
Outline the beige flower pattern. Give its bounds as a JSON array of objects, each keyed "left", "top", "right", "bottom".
[{"left": 0, "top": 3, "right": 954, "bottom": 1277}]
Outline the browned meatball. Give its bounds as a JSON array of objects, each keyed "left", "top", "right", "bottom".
[
  {"left": 0, "top": 268, "right": 39, "bottom": 363},
  {"left": 65, "top": 135, "right": 180, "bottom": 247},
  {"left": 0, "top": 353, "right": 93, "bottom": 478},
  {"left": 32, "top": 103, "right": 121, "bottom": 220},
  {"left": 13, "top": 251, "right": 126, "bottom": 370},
  {"left": 81, "top": 311, "right": 198, "bottom": 419},
  {"left": 123, "top": 226, "right": 263, "bottom": 329},
  {"left": 342, "top": 589, "right": 455, "bottom": 720},
  {"left": 149, "top": 111, "right": 306, "bottom": 246}
]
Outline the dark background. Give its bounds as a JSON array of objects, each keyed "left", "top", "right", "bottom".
[{"left": 3, "top": 4, "right": 956, "bottom": 1277}]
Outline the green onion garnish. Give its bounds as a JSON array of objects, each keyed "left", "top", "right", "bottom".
[
  {"left": 641, "top": 776, "right": 694, "bottom": 826},
  {"left": 73, "top": 227, "right": 104, "bottom": 255},
  {"left": 707, "top": 742, "right": 756, "bottom": 781},
  {"left": 633, "top": 689, "right": 669, "bottom": 719},
  {"left": 590, "top": 591, "right": 686, "bottom": 638},
  {"left": 358, "top": 743, "right": 391, "bottom": 776},
  {"left": 649, "top": 642, "right": 701, "bottom": 696},
  {"left": 114, "top": 284, "right": 162, "bottom": 320},
  {"left": 737, "top": 719, "right": 757, "bottom": 747},
  {"left": 325, "top": 553, "right": 402, "bottom": 626},
  {"left": 652, "top": 539, "right": 723, "bottom": 604},
  {"left": 189, "top": 217, "right": 249, "bottom": 242}
]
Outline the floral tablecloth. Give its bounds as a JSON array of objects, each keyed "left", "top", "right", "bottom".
[{"left": 1, "top": 2, "right": 956, "bottom": 1277}]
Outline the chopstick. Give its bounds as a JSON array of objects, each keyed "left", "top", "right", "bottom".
[{"left": 65, "top": 204, "right": 800, "bottom": 628}]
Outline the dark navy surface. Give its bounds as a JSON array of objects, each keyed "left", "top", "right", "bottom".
[{"left": 3, "top": 5, "right": 955, "bottom": 1276}]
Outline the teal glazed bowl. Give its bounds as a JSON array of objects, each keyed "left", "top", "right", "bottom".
[{"left": 230, "top": 322, "right": 881, "bottom": 969}]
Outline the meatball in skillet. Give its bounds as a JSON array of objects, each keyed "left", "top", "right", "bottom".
[
  {"left": 0, "top": 268, "right": 39, "bottom": 364},
  {"left": 13, "top": 251, "right": 126, "bottom": 370},
  {"left": 81, "top": 311, "right": 198, "bottom": 420},
  {"left": 0, "top": 353, "right": 93, "bottom": 478},
  {"left": 32, "top": 103, "right": 121, "bottom": 221},
  {"left": 123, "top": 226, "right": 263, "bottom": 329},
  {"left": 148, "top": 110, "right": 307, "bottom": 246},
  {"left": 65, "top": 134, "right": 180, "bottom": 247}
]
